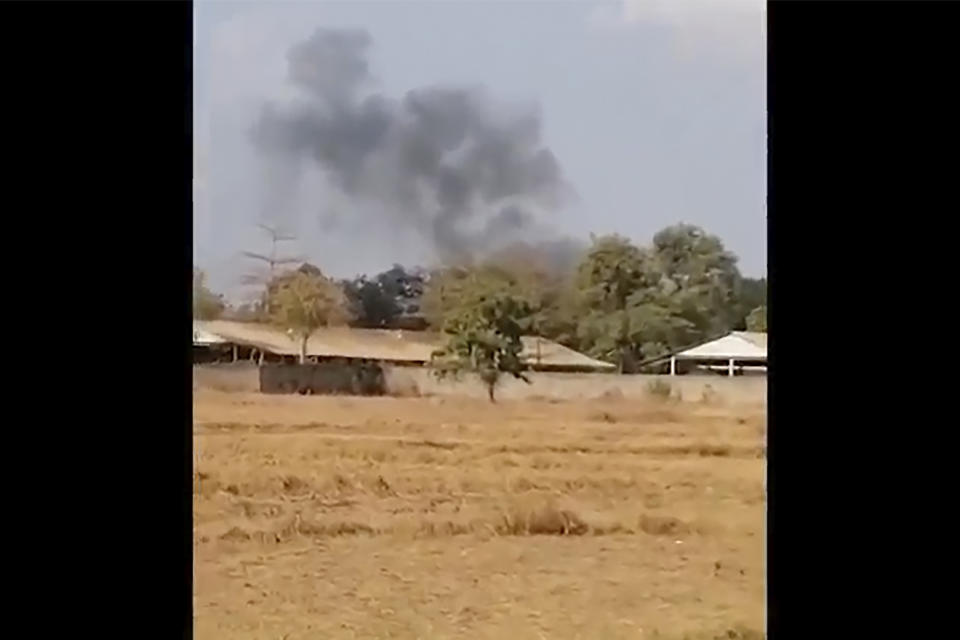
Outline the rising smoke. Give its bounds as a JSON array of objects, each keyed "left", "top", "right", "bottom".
[{"left": 250, "top": 27, "right": 576, "bottom": 264}]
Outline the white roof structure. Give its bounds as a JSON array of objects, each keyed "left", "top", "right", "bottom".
[
  {"left": 193, "top": 321, "right": 227, "bottom": 346},
  {"left": 675, "top": 331, "right": 767, "bottom": 361}
]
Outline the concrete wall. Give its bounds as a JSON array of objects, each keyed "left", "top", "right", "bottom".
[
  {"left": 193, "top": 361, "right": 766, "bottom": 405},
  {"left": 192, "top": 363, "right": 260, "bottom": 392},
  {"left": 384, "top": 366, "right": 766, "bottom": 404},
  {"left": 259, "top": 362, "right": 386, "bottom": 395}
]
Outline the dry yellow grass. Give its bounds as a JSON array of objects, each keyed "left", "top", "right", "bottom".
[{"left": 194, "top": 389, "right": 766, "bottom": 639}]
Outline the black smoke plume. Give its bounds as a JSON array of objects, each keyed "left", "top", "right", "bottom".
[{"left": 251, "top": 28, "right": 575, "bottom": 263}]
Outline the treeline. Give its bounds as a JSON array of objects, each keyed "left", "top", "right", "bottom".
[{"left": 194, "top": 223, "right": 766, "bottom": 372}]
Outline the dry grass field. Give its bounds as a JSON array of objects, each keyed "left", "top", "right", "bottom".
[{"left": 193, "top": 388, "right": 766, "bottom": 640}]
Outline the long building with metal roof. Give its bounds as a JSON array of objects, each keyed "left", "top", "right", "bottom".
[{"left": 193, "top": 320, "right": 616, "bottom": 372}]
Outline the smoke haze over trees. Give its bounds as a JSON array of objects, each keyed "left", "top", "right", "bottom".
[
  {"left": 194, "top": 21, "right": 765, "bottom": 370},
  {"left": 198, "top": 222, "right": 766, "bottom": 372},
  {"left": 425, "top": 223, "right": 763, "bottom": 373},
  {"left": 194, "top": 2, "right": 765, "bottom": 304}
]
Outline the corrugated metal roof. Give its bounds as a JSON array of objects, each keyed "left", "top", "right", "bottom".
[
  {"left": 194, "top": 320, "right": 616, "bottom": 371},
  {"left": 734, "top": 331, "right": 767, "bottom": 349},
  {"left": 676, "top": 332, "right": 767, "bottom": 360},
  {"left": 520, "top": 336, "right": 617, "bottom": 371}
]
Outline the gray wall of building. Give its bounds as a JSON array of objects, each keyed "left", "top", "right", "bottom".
[
  {"left": 192, "top": 362, "right": 260, "bottom": 392},
  {"left": 259, "top": 362, "right": 386, "bottom": 395},
  {"left": 384, "top": 367, "right": 766, "bottom": 404}
]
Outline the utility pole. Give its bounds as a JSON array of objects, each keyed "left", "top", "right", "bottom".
[
  {"left": 241, "top": 224, "right": 304, "bottom": 281},
  {"left": 239, "top": 224, "right": 306, "bottom": 319},
  {"left": 240, "top": 223, "right": 306, "bottom": 287}
]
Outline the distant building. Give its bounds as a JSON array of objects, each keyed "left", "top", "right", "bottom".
[
  {"left": 192, "top": 320, "right": 616, "bottom": 373},
  {"left": 193, "top": 321, "right": 226, "bottom": 346},
  {"left": 660, "top": 331, "right": 767, "bottom": 376}
]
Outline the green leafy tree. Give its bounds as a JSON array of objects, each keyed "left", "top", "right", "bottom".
[
  {"left": 569, "top": 227, "right": 742, "bottom": 370},
  {"left": 573, "top": 298, "right": 694, "bottom": 372},
  {"left": 731, "top": 277, "right": 766, "bottom": 330},
  {"left": 574, "top": 234, "right": 647, "bottom": 313},
  {"left": 417, "top": 224, "right": 755, "bottom": 376},
  {"left": 343, "top": 276, "right": 402, "bottom": 328},
  {"left": 625, "top": 290, "right": 698, "bottom": 361},
  {"left": 532, "top": 283, "right": 581, "bottom": 349},
  {"left": 486, "top": 241, "right": 583, "bottom": 346},
  {"left": 572, "top": 234, "right": 654, "bottom": 371},
  {"left": 746, "top": 305, "right": 767, "bottom": 332},
  {"left": 421, "top": 266, "right": 478, "bottom": 329},
  {"left": 193, "top": 269, "right": 225, "bottom": 320},
  {"left": 422, "top": 264, "right": 536, "bottom": 328},
  {"left": 343, "top": 264, "right": 425, "bottom": 328},
  {"left": 266, "top": 267, "right": 350, "bottom": 363},
  {"left": 574, "top": 309, "right": 632, "bottom": 368},
  {"left": 423, "top": 239, "right": 585, "bottom": 342},
  {"left": 648, "top": 224, "right": 743, "bottom": 336},
  {"left": 377, "top": 264, "right": 426, "bottom": 312},
  {"left": 431, "top": 290, "right": 532, "bottom": 402}
]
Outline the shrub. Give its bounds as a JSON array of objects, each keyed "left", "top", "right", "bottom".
[
  {"left": 645, "top": 378, "right": 673, "bottom": 399},
  {"left": 497, "top": 504, "right": 589, "bottom": 536},
  {"left": 700, "top": 384, "right": 721, "bottom": 404},
  {"left": 638, "top": 514, "right": 692, "bottom": 536}
]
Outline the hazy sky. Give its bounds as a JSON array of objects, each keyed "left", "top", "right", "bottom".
[{"left": 194, "top": 0, "right": 766, "bottom": 300}]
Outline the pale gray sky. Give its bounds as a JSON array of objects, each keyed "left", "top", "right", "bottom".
[{"left": 194, "top": 0, "right": 766, "bottom": 301}]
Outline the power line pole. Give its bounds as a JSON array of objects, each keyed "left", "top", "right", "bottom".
[
  {"left": 238, "top": 224, "right": 307, "bottom": 320},
  {"left": 241, "top": 223, "right": 305, "bottom": 285}
]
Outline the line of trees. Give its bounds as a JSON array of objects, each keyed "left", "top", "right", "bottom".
[
  {"left": 421, "top": 224, "right": 766, "bottom": 375},
  {"left": 194, "top": 223, "right": 766, "bottom": 378}
]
